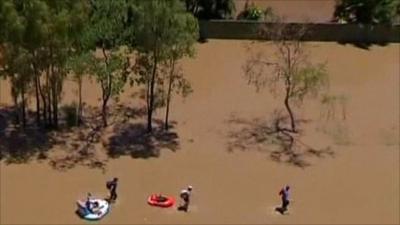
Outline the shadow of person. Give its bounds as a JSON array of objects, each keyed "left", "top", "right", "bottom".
[
  {"left": 275, "top": 207, "right": 285, "bottom": 215},
  {"left": 177, "top": 205, "right": 188, "bottom": 212},
  {"left": 75, "top": 209, "right": 83, "bottom": 219}
]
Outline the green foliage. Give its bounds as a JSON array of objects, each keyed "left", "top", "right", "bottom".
[
  {"left": 88, "top": 0, "right": 131, "bottom": 48},
  {"left": 90, "top": 49, "right": 128, "bottom": 100},
  {"left": 131, "top": 0, "right": 198, "bottom": 75},
  {"left": 291, "top": 63, "right": 329, "bottom": 102},
  {"left": 245, "top": 22, "right": 328, "bottom": 132},
  {"left": 67, "top": 52, "right": 91, "bottom": 79},
  {"left": 2, "top": 45, "right": 33, "bottom": 93},
  {"left": 80, "top": 0, "right": 132, "bottom": 126},
  {"left": 334, "top": 0, "right": 400, "bottom": 24},
  {"left": 129, "top": 0, "right": 198, "bottom": 131},
  {"left": 184, "top": 0, "right": 235, "bottom": 20},
  {"left": 0, "top": 0, "right": 24, "bottom": 43},
  {"left": 131, "top": 53, "right": 153, "bottom": 85},
  {"left": 238, "top": 4, "right": 263, "bottom": 21},
  {"left": 1, "top": 0, "right": 198, "bottom": 131},
  {"left": 237, "top": 2, "right": 277, "bottom": 22},
  {"left": 248, "top": 6, "right": 263, "bottom": 20},
  {"left": 163, "top": 0, "right": 197, "bottom": 99},
  {"left": 0, "top": 0, "right": 91, "bottom": 128}
]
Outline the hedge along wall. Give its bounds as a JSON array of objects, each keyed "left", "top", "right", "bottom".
[{"left": 198, "top": 20, "right": 400, "bottom": 43}]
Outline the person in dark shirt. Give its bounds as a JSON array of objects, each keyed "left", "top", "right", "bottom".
[
  {"left": 85, "top": 193, "right": 93, "bottom": 209},
  {"left": 278, "top": 185, "right": 290, "bottom": 213},
  {"left": 106, "top": 177, "right": 118, "bottom": 203}
]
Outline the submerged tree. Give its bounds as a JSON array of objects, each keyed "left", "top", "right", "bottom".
[
  {"left": 90, "top": 48, "right": 129, "bottom": 127},
  {"left": 67, "top": 1, "right": 94, "bottom": 126},
  {"left": 0, "top": 0, "right": 91, "bottom": 129},
  {"left": 1, "top": 46, "right": 32, "bottom": 127},
  {"left": 244, "top": 21, "right": 328, "bottom": 133},
  {"left": 130, "top": 0, "right": 198, "bottom": 132},
  {"left": 162, "top": 62, "right": 193, "bottom": 130},
  {"left": 86, "top": 0, "right": 130, "bottom": 127},
  {"left": 162, "top": 5, "right": 198, "bottom": 130},
  {"left": 66, "top": 52, "right": 91, "bottom": 126}
]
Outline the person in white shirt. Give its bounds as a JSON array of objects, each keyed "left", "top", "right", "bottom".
[{"left": 178, "top": 185, "right": 192, "bottom": 212}]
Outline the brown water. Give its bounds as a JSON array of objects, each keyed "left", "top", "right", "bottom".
[
  {"left": 234, "top": 0, "right": 336, "bottom": 22},
  {"left": 1, "top": 41, "right": 399, "bottom": 224}
]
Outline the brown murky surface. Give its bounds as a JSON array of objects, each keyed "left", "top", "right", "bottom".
[
  {"left": 1, "top": 41, "right": 399, "bottom": 224},
  {"left": 234, "top": 0, "right": 336, "bottom": 22}
]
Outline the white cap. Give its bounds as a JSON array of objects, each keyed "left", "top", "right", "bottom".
[{"left": 187, "top": 185, "right": 193, "bottom": 190}]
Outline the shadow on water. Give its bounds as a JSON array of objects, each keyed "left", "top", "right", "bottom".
[
  {"left": 106, "top": 119, "right": 179, "bottom": 159},
  {"left": 0, "top": 106, "right": 54, "bottom": 164},
  {"left": 48, "top": 105, "right": 148, "bottom": 172},
  {"left": 0, "top": 104, "right": 165, "bottom": 172},
  {"left": 226, "top": 112, "right": 334, "bottom": 168},
  {"left": 337, "top": 40, "right": 389, "bottom": 50}
]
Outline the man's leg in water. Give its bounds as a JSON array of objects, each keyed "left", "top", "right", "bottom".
[
  {"left": 283, "top": 199, "right": 289, "bottom": 212},
  {"left": 110, "top": 190, "right": 117, "bottom": 201}
]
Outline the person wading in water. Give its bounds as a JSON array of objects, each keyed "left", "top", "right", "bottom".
[
  {"left": 276, "top": 185, "right": 290, "bottom": 214},
  {"left": 178, "top": 185, "right": 192, "bottom": 212},
  {"left": 106, "top": 178, "right": 118, "bottom": 203}
]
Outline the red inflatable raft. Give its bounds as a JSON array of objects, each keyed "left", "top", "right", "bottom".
[{"left": 147, "top": 194, "right": 175, "bottom": 208}]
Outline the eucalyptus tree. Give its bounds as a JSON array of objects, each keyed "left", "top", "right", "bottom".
[
  {"left": 130, "top": 0, "right": 198, "bottom": 132},
  {"left": 85, "top": 0, "right": 131, "bottom": 127},
  {"left": 244, "top": 22, "right": 329, "bottom": 133},
  {"left": 162, "top": 10, "right": 198, "bottom": 130}
]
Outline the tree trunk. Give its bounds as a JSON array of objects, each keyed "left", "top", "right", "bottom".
[
  {"left": 38, "top": 74, "right": 47, "bottom": 127},
  {"left": 34, "top": 68, "right": 41, "bottom": 126},
  {"left": 147, "top": 54, "right": 158, "bottom": 133},
  {"left": 51, "top": 67, "right": 58, "bottom": 128},
  {"left": 52, "top": 83, "right": 58, "bottom": 128},
  {"left": 284, "top": 87, "right": 296, "bottom": 133},
  {"left": 12, "top": 91, "right": 19, "bottom": 125},
  {"left": 77, "top": 75, "right": 82, "bottom": 126},
  {"left": 164, "top": 60, "right": 175, "bottom": 130},
  {"left": 21, "top": 85, "right": 26, "bottom": 128},
  {"left": 284, "top": 45, "right": 296, "bottom": 133},
  {"left": 47, "top": 67, "right": 52, "bottom": 127},
  {"left": 102, "top": 97, "right": 109, "bottom": 127},
  {"left": 31, "top": 50, "right": 41, "bottom": 126},
  {"left": 101, "top": 47, "right": 111, "bottom": 128}
]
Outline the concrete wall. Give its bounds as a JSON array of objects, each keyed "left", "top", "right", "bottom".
[{"left": 199, "top": 20, "right": 400, "bottom": 43}]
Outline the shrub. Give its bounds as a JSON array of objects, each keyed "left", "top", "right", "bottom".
[
  {"left": 334, "top": 0, "right": 400, "bottom": 24},
  {"left": 238, "top": 3, "right": 276, "bottom": 22}
]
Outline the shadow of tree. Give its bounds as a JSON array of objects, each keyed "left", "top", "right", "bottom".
[
  {"left": 0, "top": 106, "right": 55, "bottom": 164},
  {"left": 110, "top": 104, "right": 147, "bottom": 124},
  {"left": 337, "top": 40, "right": 388, "bottom": 50},
  {"left": 49, "top": 148, "right": 107, "bottom": 173},
  {"left": 226, "top": 113, "right": 334, "bottom": 168},
  {"left": 0, "top": 104, "right": 150, "bottom": 171},
  {"left": 105, "top": 120, "right": 179, "bottom": 159},
  {"left": 48, "top": 124, "right": 107, "bottom": 172},
  {"left": 48, "top": 105, "right": 147, "bottom": 172}
]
